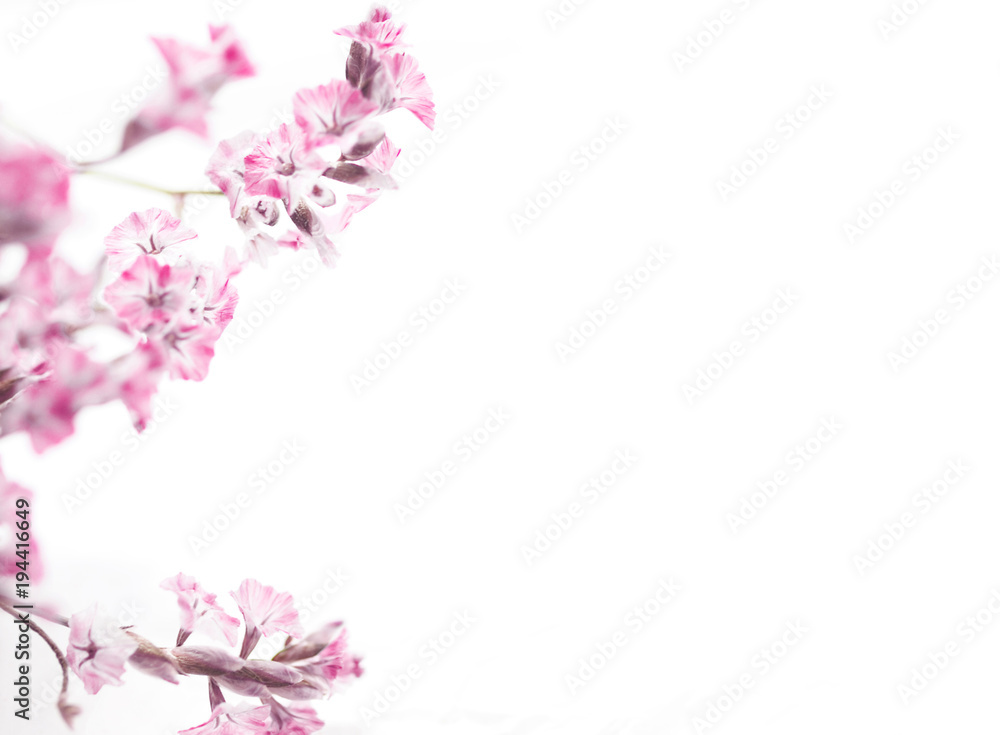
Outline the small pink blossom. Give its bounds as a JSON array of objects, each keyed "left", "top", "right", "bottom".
[
  {"left": 104, "top": 208, "right": 198, "bottom": 274},
  {"left": 104, "top": 255, "right": 197, "bottom": 332},
  {"left": 231, "top": 579, "right": 303, "bottom": 657},
  {"left": 262, "top": 698, "right": 324, "bottom": 735},
  {"left": 244, "top": 124, "right": 324, "bottom": 202},
  {"left": 110, "top": 340, "right": 167, "bottom": 431},
  {"left": 292, "top": 80, "right": 382, "bottom": 155},
  {"left": 181, "top": 703, "right": 271, "bottom": 735},
  {"left": 160, "top": 573, "right": 241, "bottom": 646},
  {"left": 334, "top": 7, "right": 408, "bottom": 53},
  {"left": 361, "top": 136, "right": 401, "bottom": 175},
  {"left": 0, "top": 136, "right": 70, "bottom": 253},
  {"left": 67, "top": 604, "right": 139, "bottom": 695},
  {"left": 154, "top": 320, "right": 224, "bottom": 382},
  {"left": 381, "top": 53, "right": 435, "bottom": 128}
]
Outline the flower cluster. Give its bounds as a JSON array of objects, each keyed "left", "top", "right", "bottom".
[
  {"left": 206, "top": 6, "right": 431, "bottom": 267},
  {"left": 0, "top": 6, "right": 430, "bottom": 730},
  {"left": 66, "top": 575, "right": 362, "bottom": 734}
]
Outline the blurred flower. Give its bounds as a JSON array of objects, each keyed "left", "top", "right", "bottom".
[{"left": 66, "top": 605, "right": 139, "bottom": 695}]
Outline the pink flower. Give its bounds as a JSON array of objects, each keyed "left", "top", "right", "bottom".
[
  {"left": 110, "top": 340, "right": 167, "bottom": 431},
  {"left": 0, "top": 346, "right": 115, "bottom": 452},
  {"left": 66, "top": 604, "right": 139, "bottom": 695},
  {"left": 360, "top": 136, "right": 401, "bottom": 174},
  {"left": 0, "top": 464, "right": 40, "bottom": 579},
  {"left": 244, "top": 125, "right": 324, "bottom": 202},
  {"left": 262, "top": 698, "right": 324, "bottom": 735},
  {"left": 381, "top": 53, "right": 435, "bottom": 129},
  {"left": 193, "top": 252, "right": 241, "bottom": 331},
  {"left": 292, "top": 81, "right": 382, "bottom": 156},
  {"left": 154, "top": 320, "right": 224, "bottom": 382},
  {"left": 334, "top": 7, "right": 408, "bottom": 53},
  {"left": 104, "top": 208, "right": 198, "bottom": 275},
  {"left": 104, "top": 255, "right": 197, "bottom": 332},
  {"left": 231, "top": 579, "right": 303, "bottom": 657},
  {"left": 181, "top": 703, "right": 271, "bottom": 735},
  {"left": 160, "top": 573, "right": 241, "bottom": 646},
  {"left": 0, "top": 136, "right": 70, "bottom": 254},
  {"left": 122, "top": 25, "right": 255, "bottom": 151}
]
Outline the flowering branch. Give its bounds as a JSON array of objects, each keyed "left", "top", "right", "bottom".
[{"left": 0, "top": 5, "right": 433, "bottom": 732}]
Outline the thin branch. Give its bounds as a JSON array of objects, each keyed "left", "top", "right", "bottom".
[{"left": 74, "top": 168, "right": 224, "bottom": 198}]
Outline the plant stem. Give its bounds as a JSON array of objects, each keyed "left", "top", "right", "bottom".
[
  {"left": 74, "top": 168, "right": 224, "bottom": 198},
  {"left": 0, "top": 599, "right": 74, "bottom": 722}
]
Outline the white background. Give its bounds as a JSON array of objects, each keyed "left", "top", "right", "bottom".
[{"left": 3, "top": 0, "right": 1000, "bottom": 733}]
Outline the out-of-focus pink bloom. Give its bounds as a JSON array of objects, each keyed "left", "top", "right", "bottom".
[
  {"left": 262, "top": 698, "right": 324, "bottom": 735},
  {"left": 160, "top": 573, "right": 241, "bottom": 646},
  {"left": 0, "top": 464, "right": 40, "bottom": 579},
  {"left": 110, "top": 340, "right": 167, "bottom": 431},
  {"left": 180, "top": 703, "right": 271, "bottom": 735},
  {"left": 104, "top": 208, "right": 198, "bottom": 274},
  {"left": 0, "top": 137, "right": 70, "bottom": 254},
  {"left": 334, "top": 6, "right": 408, "bottom": 53},
  {"left": 292, "top": 81, "right": 383, "bottom": 157},
  {"left": 0, "top": 346, "right": 115, "bottom": 452},
  {"left": 231, "top": 579, "right": 303, "bottom": 658},
  {"left": 122, "top": 25, "right": 255, "bottom": 152},
  {"left": 66, "top": 604, "right": 139, "bottom": 695},
  {"left": 154, "top": 320, "right": 223, "bottom": 382},
  {"left": 193, "top": 251, "right": 241, "bottom": 331},
  {"left": 361, "top": 136, "right": 401, "bottom": 175},
  {"left": 381, "top": 53, "right": 435, "bottom": 129},
  {"left": 104, "top": 255, "right": 197, "bottom": 332}
]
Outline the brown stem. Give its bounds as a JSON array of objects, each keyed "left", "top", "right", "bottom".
[{"left": 0, "top": 599, "right": 78, "bottom": 726}]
